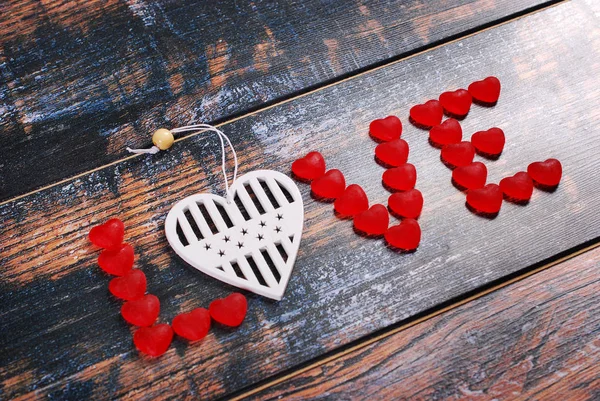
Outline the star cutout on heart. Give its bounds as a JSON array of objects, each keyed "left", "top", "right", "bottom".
[
  {"left": 257, "top": 234, "right": 264, "bottom": 241},
  {"left": 223, "top": 236, "right": 231, "bottom": 243},
  {"left": 218, "top": 250, "right": 225, "bottom": 257},
  {"left": 204, "top": 243, "right": 211, "bottom": 250},
  {"left": 236, "top": 242, "right": 244, "bottom": 249}
]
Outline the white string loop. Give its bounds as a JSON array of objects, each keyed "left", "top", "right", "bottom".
[
  {"left": 126, "top": 146, "right": 160, "bottom": 154},
  {"left": 126, "top": 124, "right": 238, "bottom": 203}
]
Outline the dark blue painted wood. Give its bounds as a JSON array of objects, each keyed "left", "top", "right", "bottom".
[
  {"left": 0, "top": 0, "right": 551, "bottom": 202},
  {"left": 1, "top": 2, "right": 599, "bottom": 399}
]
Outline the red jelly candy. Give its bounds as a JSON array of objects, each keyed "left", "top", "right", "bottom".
[
  {"left": 384, "top": 219, "right": 421, "bottom": 251},
  {"left": 439, "top": 89, "right": 472, "bottom": 117},
  {"left": 375, "top": 138, "right": 409, "bottom": 167},
  {"left": 452, "top": 162, "right": 487, "bottom": 190},
  {"left": 353, "top": 204, "right": 389, "bottom": 236},
  {"left": 468, "top": 76, "right": 501, "bottom": 104},
  {"left": 209, "top": 293, "right": 247, "bottom": 327},
  {"left": 98, "top": 243, "right": 134, "bottom": 276},
  {"left": 133, "top": 324, "right": 173, "bottom": 357},
  {"left": 441, "top": 141, "right": 475, "bottom": 168},
  {"left": 121, "top": 294, "right": 160, "bottom": 327},
  {"left": 334, "top": 184, "right": 369, "bottom": 218},
  {"left": 89, "top": 218, "right": 124, "bottom": 250},
  {"left": 382, "top": 163, "right": 417, "bottom": 192},
  {"left": 369, "top": 116, "right": 402, "bottom": 142},
  {"left": 172, "top": 308, "right": 211, "bottom": 341},
  {"left": 471, "top": 128, "right": 505, "bottom": 157},
  {"left": 291, "top": 151, "right": 326, "bottom": 181},
  {"left": 527, "top": 159, "right": 562, "bottom": 187},
  {"left": 311, "top": 169, "right": 346, "bottom": 200},
  {"left": 429, "top": 119, "right": 462, "bottom": 147},
  {"left": 466, "top": 184, "right": 503, "bottom": 215},
  {"left": 409, "top": 100, "right": 444, "bottom": 128},
  {"left": 388, "top": 189, "right": 423, "bottom": 219},
  {"left": 109, "top": 269, "right": 146, "bottom": 301},
  {"left": 500, "top": 172, "right": 534, "bottom": 202}
]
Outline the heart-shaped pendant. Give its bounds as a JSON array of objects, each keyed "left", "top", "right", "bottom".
[{"left": 165, "top": 170, "right": 304, "bottom": 301}]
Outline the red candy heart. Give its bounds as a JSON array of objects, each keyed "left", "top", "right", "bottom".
[
  {"left": 439, "top": 89, "right": 472, "bottom": 117},
  {"left": 98, "top": 243, "right": 134, "bottom": 276},
  {"left": 388, "top": 189, "right": 423, "bottom": 219},
  {"left": 500, "top": 172, "right": 534, "bottom": 202},
  {"left": 410, "top": 100, "right": 444, "bottom": 128},
  {"left": 109, "top": 269, "right": 146, "bottom": 301},
  {"left": 527, "top": 159, "right": 562, "bottom": 187},
  {"left": 471, "top": 128, "right": 505, "bottom": 157},
  {"left": 291, "top": 151, "right": 326, "bottom": 181},
  {"left": 468, "top": 76, "right": 501, "bottom": 104},
  {"left": 375, "top": 138, "right": 409, "bottom": 167},
  {"left": 209, "top": 293, "right": 247, "bottom": 327},
  {"left": 369, "top": 116, "right": 403, "bottom": 142},
  {"left": 133, "top": 324, "right": 173, "bottom": 357},
  {"left": 441, "top": 141, "right": 475, "bottom": 168},
  {"left": 353, "top": 204, "right": 389, "bottom": 236},
  {"left": 311, "top": 169, "right": 346, "bottom": 200},
  {"left": 384, "top": 219, "right": 421, "bottom": 251},
  {"left": 382, "top": 163, "right": 417, "bottom": 192},
  {"left": 452, "top": 162, "right": 487, "bottom": 190},
  {"left": 334, "top": 184, "right": 369, "bottom": 218},
  {"left": 172, "top": 308, "right": 211, "bottom": 341},
  {"left": 121, "top": 294, "right": 160, "bottom": 327},
  {"left": 466, "top": 184, "right": 503, "bottom": 215},
  {"left": 429, "top": 119, "right": 462, "bottom": 147},
  {"left": 89, "top": 218, "right": 124, "bottom": 250}
]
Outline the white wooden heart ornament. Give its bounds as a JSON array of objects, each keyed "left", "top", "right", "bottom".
[{"left": 165, "top": 170, "right": 304, "bottom": 300}]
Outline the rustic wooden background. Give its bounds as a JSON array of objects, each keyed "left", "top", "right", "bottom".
[
  {"left": 1, "top": 0, "right": 599, "bottom": 400},
  {"left": 0, "top": 0, "right": 552, "bottom": 202},
  {"left": 250, "top": 247, "right": 600, "bottom": 400}
]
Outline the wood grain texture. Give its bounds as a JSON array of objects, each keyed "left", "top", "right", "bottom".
[
  {"left": 1, "top": 1, "right": 600, "bottom": 400},
  {"left": 249, "top": 247, "right": 600, "bottom": 401},
  {"left": 0, "top": 0, "right": 554, "bottom": 202}
]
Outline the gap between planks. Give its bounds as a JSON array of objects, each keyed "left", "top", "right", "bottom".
[
  {"left": 0, "top": 0, "right": 567, "bottom": 208},
  {"left": 227, "top": 239, "right": 600, "bottom": 401}
]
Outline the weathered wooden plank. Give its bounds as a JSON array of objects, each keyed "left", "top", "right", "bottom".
[
  {"left": 0, "top": 0, "right": 555, "bottom": 202},
  {"left": 1, "top": 1, "right": 599, "bottom": 400},
  {"left": 249, "top": 247, "right": 600, "bottom": 401}
]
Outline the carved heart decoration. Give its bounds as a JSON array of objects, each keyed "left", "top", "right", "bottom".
[{"left": 165, "top": 170, "right": 304, "bottom": 301}]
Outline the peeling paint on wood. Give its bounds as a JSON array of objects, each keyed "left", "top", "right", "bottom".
[
  {"left": 0, "top": 0, "right": 551, "bottom": 201},
  {"left": 251, "top": 248, "right": 600, "bottom": 401},
  {"left": 1, "top": 1, "right": 599, "bottom": 400}
]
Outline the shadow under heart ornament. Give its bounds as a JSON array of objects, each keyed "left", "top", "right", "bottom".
[{"left": 130, "top": 124, "right": 304, "bottom": 301}]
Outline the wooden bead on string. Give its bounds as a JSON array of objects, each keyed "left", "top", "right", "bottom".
[{"left": 152, "top": 129, "right": 174, "bottom": 150}]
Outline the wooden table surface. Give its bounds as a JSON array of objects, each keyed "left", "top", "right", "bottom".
[{"left": 1, "top": 0, "right": 599, "bottom": 400}]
